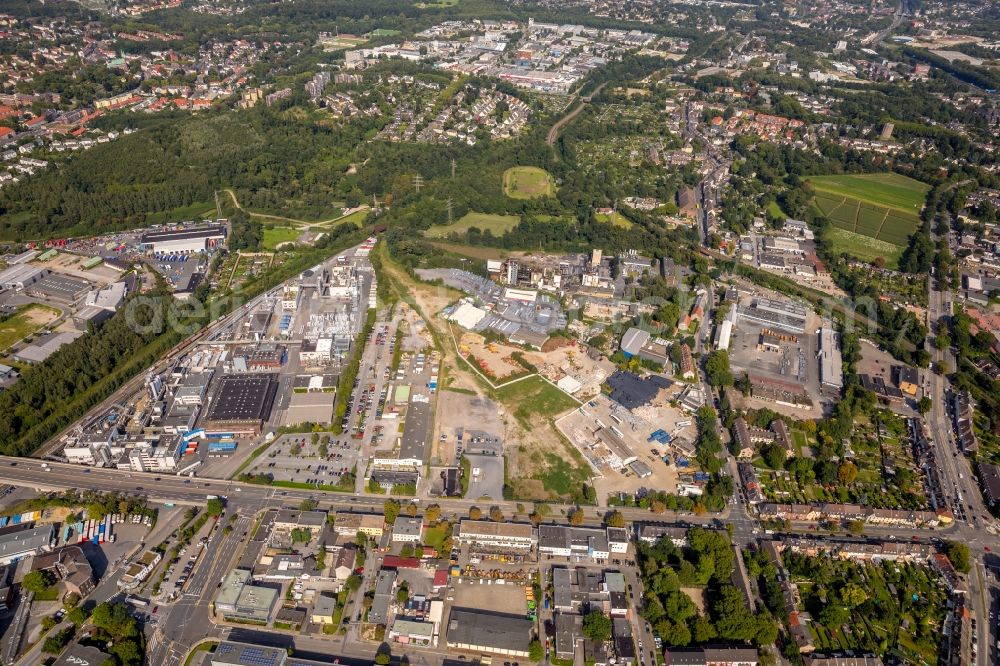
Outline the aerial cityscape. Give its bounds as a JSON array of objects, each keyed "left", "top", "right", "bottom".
[{"left": 0, "top": 0, "right": 997, "bottom": 665}]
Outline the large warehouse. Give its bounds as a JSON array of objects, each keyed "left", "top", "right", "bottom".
[
  {"left": 446, "top": 608, "right": 534, "bottom": 657},
  {"left": 139, "top": 225, "right": 226, "bottom": 254},
  {"left": 203, "top": 373, "right": 279, "bottom": 435}
]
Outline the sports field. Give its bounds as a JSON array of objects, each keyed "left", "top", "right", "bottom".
[
  {"left": 808, "top": 173, "right": 929, "bottom": 261},
  {"left": 426, "top": 211, "right": 520, "bottom": 238},
  {"left": 503, "top": 166, "right": 556, "bottom": 199}
]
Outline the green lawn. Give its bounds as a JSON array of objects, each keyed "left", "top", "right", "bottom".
[
  {"left": 0, "top": 304, "right": 61, "bottom": 352},
  {"left": 503, "top": 166, "right": 556, "bottom": 199},
  {"left": 262, "top": 226, "right": 301, "bottom": 250},
  {"left": 426, "top": 212, "right": 520, "bottom": 238},
  {"left": 493, "top": 376, "right": 578, "bottom": 430},
  {"left": 316, "top": 209, "right": 367, "bottom": 229},
  {"left": 596, "top": 211, "right": 633, "bottom": 228}
]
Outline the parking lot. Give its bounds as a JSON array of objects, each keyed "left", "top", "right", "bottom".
[{"left": 247, "top": 434, "right": 360, "bottom": 487}]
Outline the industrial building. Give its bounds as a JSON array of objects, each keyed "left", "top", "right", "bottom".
[
  {"left": 0, "top": 264, "right": 48, "bottom": 290},
  {"left": 817, "top": 326, "right": 843, "bottom": 393},
  {"left": 445, "top": 608, "right": 534, "bottom": 657},
  {"left": 739, "top": 297, "right": 808, "bottom": 334},
  {"left": 454, "top": 520, "right": 537, "bottom": 552},
  {"left": 73, "top": 281, "right": 129, "bottom": 329},
  {"left": 26, "top": 274, "right": 91, "bottom": 302},
  {"left": 139, "top": 225, "right": 226, "bottom": 254},
  {"left": 203, "top": 373, "right": 279, "bottom": 434},
  {"left": 0, "top": 523, "right": 55, "bottom": 564},
  {"left": 619, "top": 327, "right": 670, "bottom": 367}
]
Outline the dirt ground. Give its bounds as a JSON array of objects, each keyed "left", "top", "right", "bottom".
[
  {"left": 523, "top": 345, "right": 615, "bottom": 399},
  {"left": 681, "top": 587, "right": 706, "bottom": 613},
  {"left": 459, "top": 332, "right": 526, "bottom": 380},
  {"left": 434, "top": 391, "right": 505, "bottom": 465}
]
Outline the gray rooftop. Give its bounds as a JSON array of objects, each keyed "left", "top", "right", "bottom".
[{"left": 446, "top": 608, "right": 533, "bottom": 653}]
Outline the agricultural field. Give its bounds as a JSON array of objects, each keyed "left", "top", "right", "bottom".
[
  {"left": 808, "top": 173, "right": 930, "bottom": 263},
  {"left": 425, "top": 212, "right": 520, "bottom": 238},
  {"left": 502, "top": 166, "right": 556, "bottom": 199},
  {"left": 0, "top": 304, "right": 61, "bottom": 352},
  {"left": 809, "top": 173, "right": 930, "bottom": 214},
  {"left": 821, "top": 227, "right": 904, "bottom": 267}
]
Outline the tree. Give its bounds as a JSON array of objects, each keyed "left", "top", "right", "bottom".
[
  {"left": 705, "top": 350, "right": 734, "bottom": 387},
  {"left": 22, "top": 570, "right": 55, "bottom": 594},
  {"left": 299, "top": 498, "right": 318, "bottom": 511},
  {"left": 837, "top": 461, "right": 858, "bottom": 485},
  {"left": 67, "top": 607, "right": 89, "bottom": 626},
  {"left": 762, "top": 444, "right": 786, "bottom": 470},
  {"left": 917, "top": 396, "right": 932, "bottom": 414},
  {"left": 693, "top": 614, "right": 716, "bottom": 642},
  {"left": 384, "top": 499, "right": 401, "bottom": 524},
  {"left": 528, "top": 639, "right": 544, "bottom": 662},
  {"left": 205, "top": 498, "right": 224, "bottom": 517},
  {"left": 847, "top": 519, "right": 865, "bottom": 535},
  {"left": 42, "top": 627, "right": 73, "bottom": 654},
  {"left": 605, "top": 510, "right": 626, "bottom": 528},
  {"left": 406, "top": 502, "right": 418, "bottom": 517},
  {"left": 489, "top": 506, "right": 504, "bottom": 522},
  {"left": 944, "top": 540, "right": 971, "bottom": 573},
  {"left": 374, "top": 653, "right": 391, "bottom": 666},
  {"left": 469, "top": 506, "right": 482, "bottom": 520},
  {"left": 346, "top": 574, "right": 363, "bottom": 591},
  {"left": 569, "top": 507, "right": 585, "bottom": 525},
  {"left": 425, "top": 504, "right": 441, "bottom": 524},
  {"left": 582, "top": 610, "right": 613, "bottom": 642},
  {"left": 841, "top": 583, "right": 867, "bottom": 608}
]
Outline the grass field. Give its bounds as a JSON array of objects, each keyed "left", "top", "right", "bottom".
[
  {"left": 262, "top": 226, "right": 300, "bottom": 250},
  {"left": 493, "top": 376, "right": 578, "bottom": 430},
  {"left": 808, "top": 173, "right": 929, "bottom": 265},
  {"left": 596, "top": 211, "right": 633, "bottom": 228},
  {"left": 503, "top": 166, "right": 556, "bottom": 200},
  {"left": 426, "top": 211, "right": 520, "bottom": 238},
  {"left": 316, "top": 209, "right": 368, "bottom": 229},
  {"left": 427, "top": 241, "right": 505, "bottom": 261},
  {"left": 0, "top": 304, "right": 60, "bottom": 352}
]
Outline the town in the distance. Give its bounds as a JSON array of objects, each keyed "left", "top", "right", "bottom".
[{"left": 0, "top": 0, "right": 998, "bottom": 666}]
